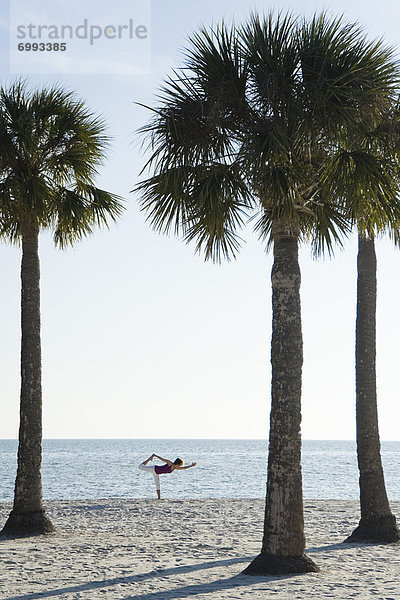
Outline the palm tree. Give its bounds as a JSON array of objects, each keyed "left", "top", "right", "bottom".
[
  {"left": 346, "top": 230, "right": 400, "bottom": 543},
  {"left": 0, "top": 81, "right": 123, "bottom": 537},
  {"left": 134, "top": 13, "right": 398, "bottom": 574},
  {"left": 322, "top": 111, "right": 400, "bottom": 543}
]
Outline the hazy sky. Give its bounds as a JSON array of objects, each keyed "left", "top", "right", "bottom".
[{"left": 1, "top": 0, "right": 399, "bottom": 440}]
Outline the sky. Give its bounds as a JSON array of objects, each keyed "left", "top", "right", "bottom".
[{"left": 0, "top": 0, "right": 399, "bottom": 440}]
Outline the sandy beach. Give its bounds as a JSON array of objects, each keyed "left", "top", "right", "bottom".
[{"left": 0, "top": 499, "right": 399, "bottom": 599}]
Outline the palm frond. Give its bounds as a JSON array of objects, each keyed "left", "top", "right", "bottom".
[
  {"left": 0, "top": 81, "right": 122, "bottom": 244},
  {"left": 321, "top": 148, "right": 400, "bottom": 233},
  {"left": 52, "top": 185, "right": 124, "bottom": 248},
  {"left": 182, "top": 162, "right": 252, "bottom": 262},
  {"left": 299, "top": 13, "right": 400, "bottom": 136}
]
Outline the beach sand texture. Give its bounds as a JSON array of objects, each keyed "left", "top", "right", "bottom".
[{"left": 1, "top": 499, "right": 399, "bottom": 599}]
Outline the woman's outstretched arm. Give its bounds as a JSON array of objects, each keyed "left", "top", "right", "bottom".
[{"left": 175, "top": 462, "right": 197, "bottom": 470}]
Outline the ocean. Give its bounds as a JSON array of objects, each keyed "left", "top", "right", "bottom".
[{"left": 0, "top": 439, "right": 399, "bottom": 501}]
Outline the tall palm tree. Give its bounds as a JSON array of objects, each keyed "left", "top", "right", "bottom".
[
  {"left": 134, "top": 13, "right": 398, "bottom": 574},
  {"left": 346, "top": 230, "right": 400, "bottom": 543},
  {"left": 0, "top": 81, "right": 123, "bottom": 537},
  {"left": 323, "top": 113, "right": 400, "bottom": 543}
]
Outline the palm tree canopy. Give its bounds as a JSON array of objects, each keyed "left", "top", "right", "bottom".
[
  {"left": 324, "top": 103, "right": 400, "bottom": 238},
  {"left": 0, "top": 80, "right": 124, "bottom": 246},
  {"left": 135, "top": 12, "right": 400, "bottom": 261}
]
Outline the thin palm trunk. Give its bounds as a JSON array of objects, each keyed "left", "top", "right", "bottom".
[
  {"left": 345, "top": 232, "right": 399, "bottom": 543},
  {"left": 244, "top": 220, "right": 318, "bottom": 574},
  {"left": 1, "top": 220, "right": 54, "bottom": 537}
]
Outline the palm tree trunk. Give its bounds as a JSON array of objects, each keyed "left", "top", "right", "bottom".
[
  {"left": 244, "top": 220, "right": 318, "bottom": 574},
  {"left": 1, "top": 219, "right": 54, "bottom": 537},
  {"left": 345, "top": 232, "right": 399, "bottom": 543}
]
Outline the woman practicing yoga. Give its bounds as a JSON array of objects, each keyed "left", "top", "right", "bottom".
[{"left": 138, "top": 453, "right": 197, "bottom": 499}]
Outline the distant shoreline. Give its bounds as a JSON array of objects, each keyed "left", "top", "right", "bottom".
[
  {"left": 0, "top": 437, "right": 399, "bottom": 441},
  {"left": 1, "top": 438, "right": 400, "bottom": 443}
]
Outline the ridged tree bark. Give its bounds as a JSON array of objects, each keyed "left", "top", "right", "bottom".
[
  {"left": 244, "top": 221, "right": 318, "bottom": 574},
  {"left": 345, "top": 233, "right": 399, "bottom": 543},
  {"left": 1, "top": 219, "right": 54, "bottom": 537}
]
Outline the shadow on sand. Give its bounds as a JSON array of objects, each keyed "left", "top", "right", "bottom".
[
  {"left": 3, "top": 555, "right": 310, "bottom": 600},
  {"left": 306, "top": 540, "right": 382, "bottom": 553}
]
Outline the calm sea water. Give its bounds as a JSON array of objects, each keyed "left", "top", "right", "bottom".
[{"left": 0, "top": 439, "right": 399, "bottom": 501}]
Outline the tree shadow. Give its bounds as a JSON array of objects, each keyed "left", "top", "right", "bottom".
[
  {"left": 5, "top": 545, "right": 355, "bottom": 600},
  {"left": 306, "top": 541, "right": 375, "bottom": 553},
  {"left": 3, "top": 556, "right": 265, "bottom": 600},
  {"left": 119, "top": 571, "right": 305, "bottom": 600}
]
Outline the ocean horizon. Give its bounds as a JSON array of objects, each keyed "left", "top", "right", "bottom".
[{"left": 1, "top": 439, "right": 399, "bottom": 501}]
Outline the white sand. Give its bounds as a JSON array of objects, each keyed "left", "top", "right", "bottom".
[{"left": 0, "top": 499, "right": 399, "bottom": 599}]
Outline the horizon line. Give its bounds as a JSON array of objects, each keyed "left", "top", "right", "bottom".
[{"left": 1, "top": 437, "right": 400, "bottom": 442}]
